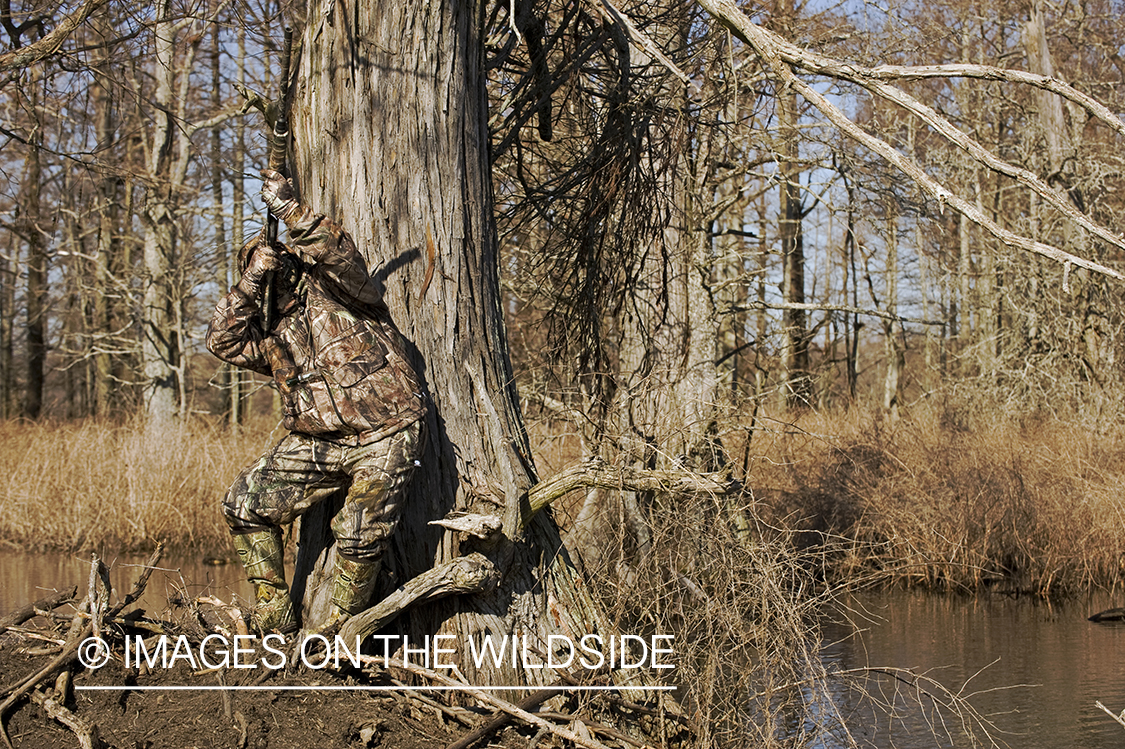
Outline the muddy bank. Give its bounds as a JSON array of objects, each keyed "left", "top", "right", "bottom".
[
  {"left": 0, "top": 553, "right": 683, "bottom": 749},
  {"left": 1, "top": 641, "right": 467, "bottom": 749}
]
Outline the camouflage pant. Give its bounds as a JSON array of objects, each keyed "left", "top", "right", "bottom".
[{"left": 222, "top": 421, "right": 423, "bottom": 561}]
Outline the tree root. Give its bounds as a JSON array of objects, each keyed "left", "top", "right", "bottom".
[{"left": 339, "top": 552, "right": 501, "bottom": 642}]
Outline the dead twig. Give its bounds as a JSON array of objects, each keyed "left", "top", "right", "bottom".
[
  {"left": 388, "top": 677, "right": 478, "bottom": 728},
  {"left": 28, "top": 688, "right": 100, "bottom": 749},
  {"left": 0, "top": 544, "right": 164, "bottom": 746},
  {"left": 1096, "top": 701, "right": 1125, "bottom": 730},
  {"left": 446, "top": 682, "right": 568, "bottom": 749},
  {"left": 537, "top": 711, "right": 652, "bottom": 749}
]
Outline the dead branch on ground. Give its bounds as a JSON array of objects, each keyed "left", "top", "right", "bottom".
[
  {"left": 360, "top": 652, "right": 621, "bottom": 749},
  {"left": 0, "top": 544, "right": 164, "bottom": 749},
  {"left": 0, "top": 588, "right": 77, "bottom": 637}
]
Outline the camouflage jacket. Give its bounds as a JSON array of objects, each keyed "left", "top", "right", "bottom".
[{"left": 207, "top": 211, "right": 425, "bottom": 444}]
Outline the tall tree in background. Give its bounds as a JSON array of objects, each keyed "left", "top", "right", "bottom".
[
  {"left": 18, "top": 79, "right": 46, "bottom": 419},
  {"left": 138, "top": 0, "right": 187, "bottom": 422},
  {"left": 771, "top": 0, "right": 810, "bottom": 407}
]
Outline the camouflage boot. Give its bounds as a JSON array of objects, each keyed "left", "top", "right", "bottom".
[
  {"left": 320, "top": 556, "right": 381, "bottom": 632},
  {"left": 231, "top": 530, "right": 297, "bottom": 634}
]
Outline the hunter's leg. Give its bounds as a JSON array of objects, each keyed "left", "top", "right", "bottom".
[
  {"left": 223, "top": 433, "right": 348, "bottom": 632},
  {"left": 323, "top": 421, "right": 424, "bottom": 629}
]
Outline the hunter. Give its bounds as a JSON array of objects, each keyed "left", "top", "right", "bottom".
[{"left": 206, "top": 169, "right": 426, "bottom": 634}]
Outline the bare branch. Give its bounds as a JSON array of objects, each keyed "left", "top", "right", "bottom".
[
  {"left": 339, "top": 553, "right": 501, "bottom": 641},
  {"left": 1096, "top": 701, "right": 1125, "bottom": 730},
  {"left": 525, "top": 459, "right": 738, "bottom": 525},
  {"left": 0, "top": 0, "right": 108, "bottom": 74},
  {"left": 593, "top": 0, "right": 697, "bottom": 91},
  {"left": 731, "top": 300, "right": 946, "bottom": 326},
  {"left": 359, "top": 654, "right": 616, "bottom": 749},
  {"left": 865, "top": 63, "right": 1125, "bottom": 139},
  {"left": 697, "top": 0, "right": 1125, "bottom": 281}
]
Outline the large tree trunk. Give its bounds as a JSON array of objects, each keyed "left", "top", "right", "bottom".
[{"left": 289, "top": 0, "right": 631, "bottom": 690}]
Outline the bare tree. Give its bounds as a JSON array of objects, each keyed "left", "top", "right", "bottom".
[
  {"left": 18, "top": 71, "right": 46, "bottom": 419},
  {"left": 290, "top": 0, "right": 623, "bottom": 690}
]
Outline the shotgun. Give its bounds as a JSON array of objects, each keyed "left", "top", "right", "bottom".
[{"left": 262, "top": 26, "right": 294, "bottom": 331}]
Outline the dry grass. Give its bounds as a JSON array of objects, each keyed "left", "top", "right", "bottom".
[
  {"left": 5, "top": 398, "right": 1122, "bottom": 598},
  {"left": 0, "top": 416, "right": 278, "bottom": 554},
  {"left": 0, "top": 405, "right": 1070, "bottom": 746},
  {"left": 747, "top": 401, "right": 1125, "bottom": 596}
]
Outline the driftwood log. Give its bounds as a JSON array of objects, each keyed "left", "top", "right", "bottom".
[{"left": 0, "top": 588, "right": 76, "bottom": 637}]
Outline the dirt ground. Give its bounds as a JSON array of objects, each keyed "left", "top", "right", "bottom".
[
  {"left": 0, "top": 630, "right": 528, "bottom": 749},
  {"left": 0, "top": 556, "right": 683, "bottom": 749}
]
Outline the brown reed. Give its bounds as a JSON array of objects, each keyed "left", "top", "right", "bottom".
[
  {"left": 0, "top": 416, "right": 279, "bottom": 555},
  {"left": 748, "top": 401, "right": 1125, "bottom": 596}
]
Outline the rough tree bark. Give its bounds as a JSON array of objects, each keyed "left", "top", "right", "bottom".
[
  {"left": 91, "top": 11, "right": 119, "bottom": 418},
  {"left": 21, "top": 73, "right": 46, "bottom": 421},
  {"left": 287, "top": 0, "right": 653, "bottom": 691}
]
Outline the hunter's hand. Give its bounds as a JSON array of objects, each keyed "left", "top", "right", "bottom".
[
  {"left": 261, "top": 169, "right": 302, "bottom": 223},
  {"left": 240, "top": 243, "right": 283, "bottom": 290}
]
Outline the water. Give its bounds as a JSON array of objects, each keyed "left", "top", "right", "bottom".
[
  {"left": 820, "top": 589, "right": 1125, "bottom": 748},
  {"left": 0, "top": 549, "right": 251, "bottom": 619}
]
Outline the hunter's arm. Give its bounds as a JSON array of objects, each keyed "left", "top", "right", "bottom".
[
  {"left": 284, "top": 209, "right": 388, "bottom": 312},
  {"left": 260, "top": 168, "right": 387, "bottom": 311},
  {"left": 206, "top": 284, "right": 272, "bottom": 376}
]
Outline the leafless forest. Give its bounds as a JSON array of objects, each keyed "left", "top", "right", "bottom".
[
  {"left": 1, "top": 0, "right": 1123, "bottom": 428},
  {"left": 1, "top": 0, "right": 1125, "bottom": 745}
]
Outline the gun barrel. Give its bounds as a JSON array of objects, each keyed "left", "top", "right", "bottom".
[
  {"left": 268, "top": 27, "right": 294, "bottom": 175},
  {"left": 263, "top": 26, "right": 294, "bottom": 331}
]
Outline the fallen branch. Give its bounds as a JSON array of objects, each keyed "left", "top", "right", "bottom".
[
  {"left": 0, "top": 544, "right": 164, "bottom": 743},
  {"left": 362, "top": 654, "right": 615, "bottom": 749},
  {"left": 28, "top": 688, "right": 100, "bottom": 749},
  {"left": 537, "top": 711, "right": 653, "bottom": 749},
  {"left": 0, "top": 588, "right": 77, "bottom": 636},
  {"left": 446, "top": 682, "right": 568, "bottom": 749},
  {"left": 1096, "top": 700, "right": 1125, "bottom": 730},
  {"left": 388, "top": 677, "right": 478, "bottom": 727}
]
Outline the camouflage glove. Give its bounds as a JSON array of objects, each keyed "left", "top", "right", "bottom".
[
  {"left": 260, "top": 169, "right": 305, "bottom": 224},
  {"left": 239, "top": 242, "right": 282, "bottom": 295}
]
